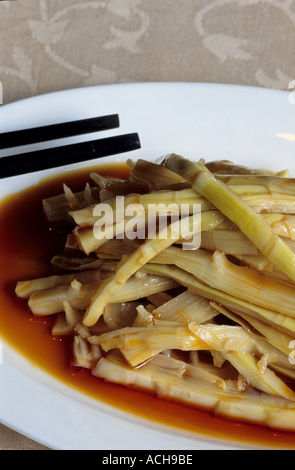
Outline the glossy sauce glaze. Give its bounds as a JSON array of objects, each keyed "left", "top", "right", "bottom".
[{"left": 0, "top": 163, "right": 295, "bottom": 449}]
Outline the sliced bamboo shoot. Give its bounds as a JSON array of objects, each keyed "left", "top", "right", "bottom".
[
  {"left": 153, "top": 247, "right": 295, "bottom": 318},
  {"left": 223, "top": 352, "right": 295, "bottom": 400},
  {"left": 144, "top": 263, "right": 295, "bottom": 337},
  {"left": 82, "top": 215, "right": 201, "bottom": 327},
  {"left": 93, "top": 351, "right": 295, "bottom": 431},
  {"left": 164, "top": 154, "right": 295, "bottom": 283}
]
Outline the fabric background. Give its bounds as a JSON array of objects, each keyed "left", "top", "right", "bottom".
[{"left": 0, "top": 0, "right": 295, "bottom": 450}]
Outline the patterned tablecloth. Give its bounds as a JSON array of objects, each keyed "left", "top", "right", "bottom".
[{"left": 0, "top": 0, "right": 295, "bottom": 450}]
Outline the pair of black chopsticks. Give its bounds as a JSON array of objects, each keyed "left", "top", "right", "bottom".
[{"left": 0, "top": 114, "right": 141, "bottom": 178}]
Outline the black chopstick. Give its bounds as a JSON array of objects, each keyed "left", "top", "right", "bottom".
[
  {"left": 0, "top": 133, "right": 141, "bottom": 179},
  {"left": 0, "top": 114, "right": 120, "bottom": 150}
]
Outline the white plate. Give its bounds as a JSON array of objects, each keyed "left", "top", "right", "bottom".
[{"left": 0, "top": 83, "right": 294, "bottom": 450}]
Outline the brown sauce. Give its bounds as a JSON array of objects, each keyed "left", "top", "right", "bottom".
[{"left": 0, "top": 162, "right": 295, "bottom": 449}]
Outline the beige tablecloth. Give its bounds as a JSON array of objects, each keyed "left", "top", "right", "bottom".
[{"left": 1, "top": 0, "right": 295, "bottom": 450}]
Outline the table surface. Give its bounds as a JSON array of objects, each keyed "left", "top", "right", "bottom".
[{"left": 1, "top": 0, "right": 295, "bottom": 450}]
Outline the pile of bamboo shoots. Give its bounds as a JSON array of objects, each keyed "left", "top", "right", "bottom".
[{"left": 15, "top": 155, "right": 295, "bottom": 431}]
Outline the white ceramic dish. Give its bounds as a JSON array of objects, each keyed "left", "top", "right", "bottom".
[{"left": 0, "top": 83, "right": 294, "bottom": 450}]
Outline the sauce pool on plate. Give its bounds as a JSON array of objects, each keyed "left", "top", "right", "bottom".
[{"left": 0, "top": 162, "right": 295, "bottom": 449}]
